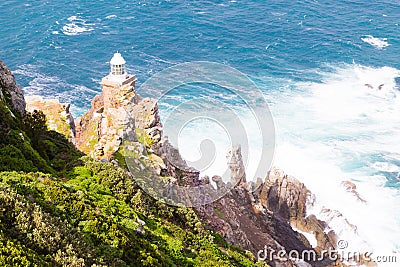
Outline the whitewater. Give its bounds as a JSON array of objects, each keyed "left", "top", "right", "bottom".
[{"left": 166, "top": 63, "right": 400, "bottom": 265}]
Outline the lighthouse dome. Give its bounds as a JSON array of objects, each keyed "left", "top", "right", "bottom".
[{"left": 110, "top": 52, "right": 126, "bottom": 65}]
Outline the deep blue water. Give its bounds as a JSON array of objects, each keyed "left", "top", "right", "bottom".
[
  {"left": 1, "top": 0, "right": 399, "bottom": 110},
  {"left": 1, "top": 0, "right": 400, "bottom": 258}
]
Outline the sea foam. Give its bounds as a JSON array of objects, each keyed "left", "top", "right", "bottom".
[
  {"left": 161, "top": 63, "right": 400, "bottom": 265},
  {"left": 62, "top": 15, "right": 94, "bottom": 36},
  {"left": 270, "top": 64, "right": 400, "bottom": 265},
  {"left": 361, "top": 35, "right": 390, "bottom": 50}
]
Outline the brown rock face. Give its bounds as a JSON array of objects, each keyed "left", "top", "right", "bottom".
[
  {"left": 341, "top": 180, "right": 366, "bottom": 203},
  {"left": 0, "top": 60, "right": 26, "bottom": 116},
  {"left": 75, "top": 75, "right": 138, "bottom": 159},
  {"left": 196, "top": 146, "right": 354, "bottom": 267},
  {"left": 131, "top": 98, "right": 163, "bottom": 151},
  {"left": 226, "top": 144, "right": 247, "bottom": 186},
  {"left": 198, "top": 184, "right": 313, "bottom": 266},
  {"left": 159, "top": 139, "right": 200, "bottom": 186},
  {"left": 25, "top": 96, "right": 76, "bottom": 142},
  {"left": 195, "top": 146, "right": 310, "bottom": 266},
  {"left": 259, "top": 168, "right": 338, "bottom": 252}
]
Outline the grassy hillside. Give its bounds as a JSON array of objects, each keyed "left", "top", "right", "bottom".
[
  {"left": 0, "top": 157, "right": 265, "bottom": 266},
  {"left": 0, "top": 78, "right": 266, "bottom": 267}
]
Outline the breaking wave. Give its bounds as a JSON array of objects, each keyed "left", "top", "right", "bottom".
[{"left": 62, "top": 15, "right": 94, "bottom": 36}]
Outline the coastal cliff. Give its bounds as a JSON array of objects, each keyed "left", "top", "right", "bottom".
[
  {"left": 0, "top": 59, "right": 264, "bottom": 266},
  {"left": 0, "top": 58, "right": 366, "bottom": 267},
  {"left": 65, "top": 68, "right": 357, "bottom": 266},
  {"left": 0, "top": 60, "right": 26, "bottom": 116},
  {"left": 197, "top": 146, "right": 349, "bottom": 267}
]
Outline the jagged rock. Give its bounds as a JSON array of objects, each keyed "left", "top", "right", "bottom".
[
  {"left": 131, "top": 98, "right": 163, "bottom": 150},
  {"left": 198, "top": 150, "right": 337, "bottom": 266},
  {"left": 196, "top": 147, "right": 358, "bottom": 266},
  {"left": 75, "top": 75, "right": 138, "bottom": 159},
  {"left": 260, "top": 167, "right": 309, "bottom": 224},
  {"left": 259, "top": 167, "right": 338, "bottom": 252},
  {"left": 226, "top": 144, "right": 246, "bottom": 186},
  {"left": 212, "top": 175, "right": 226, "bottom": 191},
  {"left": 159, "top": 139, "right": 200, "bottom": 186},
  {"left": 0, "top": 60, "right": 26, "bottom": 115},
  {"left": 341, "top": 180, "right": 366, "bottom": 203},
  {"left": 198, "top": 181, "right": 316, "bottom": 266}
]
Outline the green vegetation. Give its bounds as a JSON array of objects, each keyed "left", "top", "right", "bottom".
[
  {"left": 0, "top": 103, "right": 82, "bottom": 175},
  {"left": 0, "top": 95, "right": 266, "bottom": 266},
  {"left": 135, "top": 128, "right": 155, "bottom": 148},
  {"left": 0, "top": 158, "right": 262, "bottom": 266}
]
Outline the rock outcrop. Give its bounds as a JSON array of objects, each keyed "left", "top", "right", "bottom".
[
  {"left": 226, "top": 144, "right": 247, "bottom": 186},
  {"left": 341, "top": 180, "right": 366, "bottom": 203},
  {"left": 131, "top": 98, "right": 163, "bottom": 151},
  {"left": 259, "top": 168, "right": 338, "bottom": 252},
  {"left": 0, "top": 60, "right": 26, "bottom": 116},
  {"left": 73, "top": 76, "right": 354, "bottom": 266},
  {"left": 74, "top": 71, "right": 200, "bottom": 189},
  {"left": 25, "top": 96, "right": 76, "bottom": 142},
  {"left": 159, "top": 139, "right": 200, "bottom": 185},
  {"left": 75, "top": 75, "right": 138, "bottom": 159},
  {"left": 196, "top": 146, "right": 351, "bottom": 267}
]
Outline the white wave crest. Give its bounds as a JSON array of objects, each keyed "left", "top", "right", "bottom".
[
  {"left": 105, "top": 14, "right": 117, "bottom": 19},
  {"left": 62, "top": 15, "right": 94, "bottom": 36},
  {"left": 361, "top": 35, "right": 390, "bottom": 49}
]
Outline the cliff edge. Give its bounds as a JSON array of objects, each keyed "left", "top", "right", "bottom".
[{"left": 0, "top": 60, "right": 26, "bottom": 116}]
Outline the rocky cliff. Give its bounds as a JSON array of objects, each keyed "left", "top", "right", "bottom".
[
  {"left": 196, "top": 145, "right": 349, "bottom": 267},
  {"left": 74, "top": 75, "right": 139, "bottom": 159},
  {"left": 0, "top": 60, "right": 26, "bottom": 116},
  {"left": 14, "top": 62, "right": 368, "bottom": 267},
  {"left": 0, "top": 60, "right": 266, "bottom": 266},
  {"left": 25, "top": 96, "right": 76, "bottom": 142},
  {"left": 69, "top": 74, "right": 362, "bottom": 266}
]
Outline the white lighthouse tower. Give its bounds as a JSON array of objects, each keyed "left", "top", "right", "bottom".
[{"left": 102, "top": 52, "right": 136, "bottom": 86}]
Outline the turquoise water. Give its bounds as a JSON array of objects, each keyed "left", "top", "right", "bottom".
[{"left": 1, "top": 0, "right": 400, "bottom": 261}]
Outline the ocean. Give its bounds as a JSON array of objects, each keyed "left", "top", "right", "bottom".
[{"left": 1, "top": 0, "right": 399, "bottom": 264}]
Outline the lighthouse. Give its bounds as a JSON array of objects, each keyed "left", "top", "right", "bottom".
[
  {"left": 101, "top": 52, "right": 137, "bottom": 111},
  {"left": 103, "top": 52, "right": 136, "bottom": 84},
  {"left": 109, "top": 52, "right": 127, "bottom": 79}
]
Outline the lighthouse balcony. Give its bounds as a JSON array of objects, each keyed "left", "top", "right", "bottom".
[{"left": 101, "top": 73, "right": 137, "bottom": 87}]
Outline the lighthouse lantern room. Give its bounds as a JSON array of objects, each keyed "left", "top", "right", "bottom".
[
  {"left": 110, "top": 52, "right": 127, "bottom": 77},
  {"left": 102, "top": 52, "right": 136, "bottom": 88}
]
